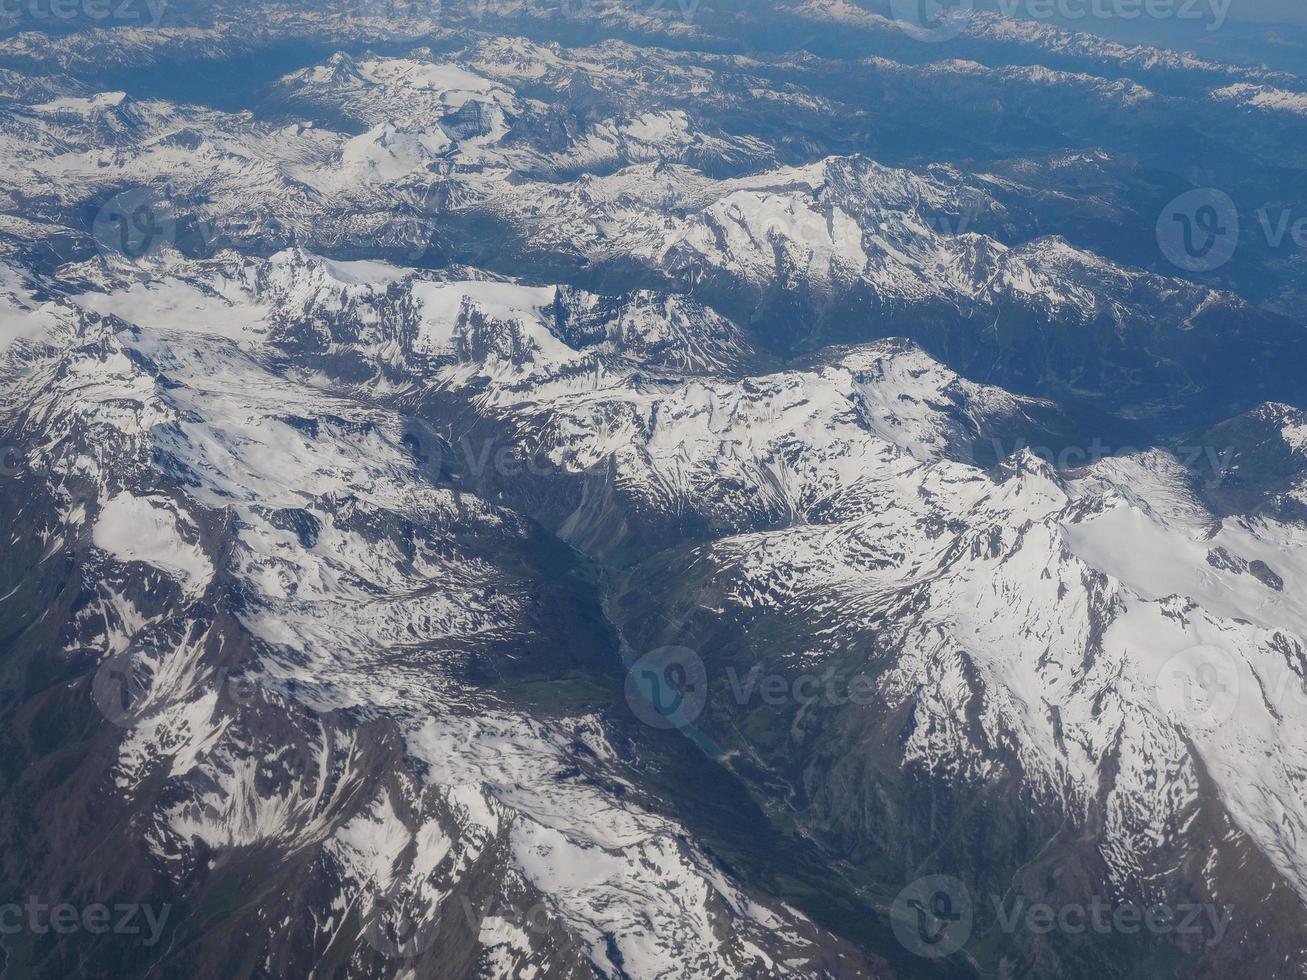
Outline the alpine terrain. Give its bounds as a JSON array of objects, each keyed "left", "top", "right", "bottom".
[{"left": 1, "top": 0, "right": 1306, "bottom": 977}]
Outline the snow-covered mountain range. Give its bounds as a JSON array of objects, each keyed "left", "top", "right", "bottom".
[{"left": 2, "top": 4, "right": 1307, "bottom": 978}]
